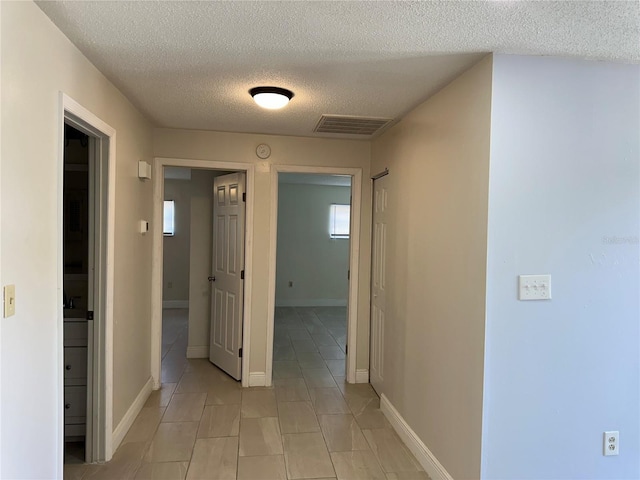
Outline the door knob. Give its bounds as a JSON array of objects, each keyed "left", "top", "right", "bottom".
[
  {"left": 65, "top": 365, "right": 71, "bottom": 370},
  {"left": 208, "top": 276, "right": 216, "bottom": 282},
  {"left": 65, "top": 403, "right": 71, "bottom": 409}
]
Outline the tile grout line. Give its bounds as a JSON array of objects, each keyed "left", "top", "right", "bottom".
[{"left": 104, "top": 307, "right": 416, "bottom": 480}]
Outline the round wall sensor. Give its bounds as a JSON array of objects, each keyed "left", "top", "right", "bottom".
[{"left": 256, "top": 144, "right": 271, "bottom": 159}]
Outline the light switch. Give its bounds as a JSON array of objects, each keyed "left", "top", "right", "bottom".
[
  {"left": 518, "top": 275, "right": 551, "bottom": 300},
  {"left": 4, "top": 284, "right": 16, "bottom": 317},
  {"left": 139, "top": 220, "right": 149, "bottom": 234}
]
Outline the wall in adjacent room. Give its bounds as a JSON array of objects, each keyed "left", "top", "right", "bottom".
[
  {"left": 276, "top": 182, "right": 351, "bottom": 307},
  {"left": 187, "top": 169, "right": 217, "bottom": 355},
  {"left": 163, "top": 178, "right": 191, "bottom": 304}
]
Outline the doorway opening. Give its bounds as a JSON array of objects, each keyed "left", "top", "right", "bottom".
[
  {"left": 60, "top": 95, "right": 115, "bottom": 466},
  {"left": 62, "top": 124, "right": 91, "bottom": 464},
  {"left": 267, "top": 165, "right": 363, "bottom": 386},
  {"left": 159, "top": 167, "right": 244, "bottom": 386},
  {"left": 272, "top": 173, "right": 352, "bottom": 385},
  {"left": 152, "top": 158, "right": 255, "bottom": 389}
]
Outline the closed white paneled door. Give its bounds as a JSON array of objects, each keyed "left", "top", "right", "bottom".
[
  {"left": 209, "top": 172, "right": 246, "bottom": 380},
  {"left": 370, "top": 174, "right": 388, "bottom": 393}
]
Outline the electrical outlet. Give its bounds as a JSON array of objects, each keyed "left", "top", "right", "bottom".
[
  {"left": 518, "top": 274, "right": 551, "bottom": 300},
  {"left": 604, "top": 431, "right": 619, "bottom": 456}
]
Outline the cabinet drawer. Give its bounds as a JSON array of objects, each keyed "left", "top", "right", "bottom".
[
  {"left": 64, "top": 347, "right": 87, "bottom": 382},
  {"left": 64, "top": 386, "right": 87, "bottom": 418},
  {"left": 64, "top": 321, "right": 88, "bottom": 347},
  {"left": 65, "top": 424, "right": 86, "bottom": 437}
]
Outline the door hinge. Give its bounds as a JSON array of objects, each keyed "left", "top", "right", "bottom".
[
  {"left": 241, "top": 270, "right": 245, "bottom": 280},
  {"left": 239, "top": 347, "right": 243, "bottom": 358},
  {"left": 87, "top": 311, "right": 94, "bottom": 320},
  {"left": 345, "top": 345, "right": 348, "bottom": 355},
  {"left": 242, "top": 192, "right": 246, "bottom": 202},
  {"left": 347, "top": 269, "right": 350, "bottom": 280}
]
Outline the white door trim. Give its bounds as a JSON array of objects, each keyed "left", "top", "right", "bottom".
[
  {"left": 267, "top": 165, "right": 362, "bottom": 385},
  {"left": 59, "top": 93, "right": 116, "bottom": 466},
  {"left": 151, "top": 157, "right": 255, "bottom": 388}
]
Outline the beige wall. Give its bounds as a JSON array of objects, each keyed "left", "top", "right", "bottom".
[
  {"left": 154, "top": 130, "right": 371, "bottom": 375},
  {"left": 163, "top": 179, "right": 191, "bottom": 302},
  {"left": 371, "top": 56, "right": 492, "bottom": 479},
  {"left": 0, "top": 2, "right": 153, "bottom": 476}
]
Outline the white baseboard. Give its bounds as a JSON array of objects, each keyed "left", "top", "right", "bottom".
[
  {"left": 187, "top": 346, "right": 209, "bottom": 358},
  {"left": 355, "top": 369, "right": 369, "bottom": 383},
  {"left": 380, "top": 394, "right": 453, "bottom": 480},
  {"left": 275, "top": 299, "right": 348, "bottom": 307},
  {"left": 162, "top": 300, "right": 188, "bottom": 309},
  {"left": 112, "top": 377, "right": 153, "bottom": 453},
  {"left": 248, "top": 372, "right": 266, "bottom": 387}
]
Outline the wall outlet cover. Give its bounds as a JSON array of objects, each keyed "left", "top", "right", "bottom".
[{"left": 604, "top": 431, "right": 619, "bottom": 456}]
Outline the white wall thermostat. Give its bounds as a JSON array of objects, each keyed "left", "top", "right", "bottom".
[{"left": 256, "top": 143, "right": 271, "bottom": 159}]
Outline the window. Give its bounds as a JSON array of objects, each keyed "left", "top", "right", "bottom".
[
  {"left": 163, "top": 200, "right": 175, "bottom": 236},
  {"left": 329, "top": 204, "right": 350, "bottom": 239}
]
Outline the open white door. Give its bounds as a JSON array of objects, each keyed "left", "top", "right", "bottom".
[
  {"left": 209, "top": 172, "right": 245, "bottom": 380},
  {"left": 370, "top": 174, "right": 388, "bottom": 393}
]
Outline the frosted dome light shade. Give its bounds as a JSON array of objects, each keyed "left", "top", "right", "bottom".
[
  {"left": 249, "top": 87, "right": 294, "bottom": 110},
  {"left": 253, "top": 92, "right": 289, "bottom": 109}
]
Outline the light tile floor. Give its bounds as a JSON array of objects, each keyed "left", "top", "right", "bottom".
[{"left": 64, "top": 307, "right": 429, "bottom": 480}]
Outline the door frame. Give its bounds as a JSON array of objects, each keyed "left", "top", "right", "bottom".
[
  {"left": 59, "top": 93, "right": 116, "bottom": 466},
  {"left": 151, "top": 157, "right": 255, "bottom": 388},
  {"left": 267, "top": 165, "right": 362, "bottom": 385}
]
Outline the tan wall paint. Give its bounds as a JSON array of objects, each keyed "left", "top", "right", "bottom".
[
  {"left": 371, "top": 56, "right": 492, "bottom": 479},
  {"left": 163, "top": 179, "right": 191, "bottom": 302},
  {"left": 0, "top": 2, "right": 153, "bottom": 475},
  {"left": 153, "top": 129, "right": 371, "bottom": 374}
]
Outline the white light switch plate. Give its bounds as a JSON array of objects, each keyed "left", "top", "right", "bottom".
[
  {"left": 518, "top": 275, "right": 551, "bottom": 300},
  {"left": 4, "top": 284, "right": 16, "bottom": 317}
]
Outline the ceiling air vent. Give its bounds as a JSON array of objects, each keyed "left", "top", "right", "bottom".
[{"left": 314, "top": 115, "right": 392, "bottom": 136}]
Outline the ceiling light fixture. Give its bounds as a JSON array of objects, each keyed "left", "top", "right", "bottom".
[{"left": 249, "top": 86, "right": 294, "bottom": 110}]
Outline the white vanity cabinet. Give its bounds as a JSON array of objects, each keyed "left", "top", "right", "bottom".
[{"left": 63, "top": 319, "right": 88, "bottom": 440}]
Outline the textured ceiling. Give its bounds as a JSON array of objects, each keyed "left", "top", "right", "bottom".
[{"left": 37, "top": 1, "right": 639, "bottom": 139}]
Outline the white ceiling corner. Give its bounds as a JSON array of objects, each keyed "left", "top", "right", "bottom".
[{"left": 36, "top": 1, "right": 640, "bottom": 139}]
